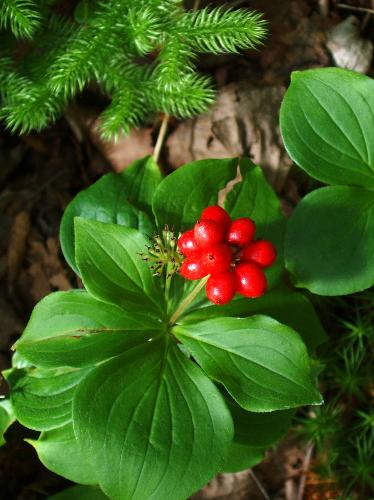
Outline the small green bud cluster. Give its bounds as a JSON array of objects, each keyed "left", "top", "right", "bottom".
[{"left": 140, "top": 225, "right": 183, "bottom": 277}]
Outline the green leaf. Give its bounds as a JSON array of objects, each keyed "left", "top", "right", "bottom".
[
  {"left": 28, "top": 423, "right": 98, "bottom": 485},
  {"left": 48, "top": 485, "right": 108, "bottom": 500},
  {"left": 225, "top": 158, "right": 286, "bottom": 288},
  {"left": 173, "top": 316, "right": 322, "bottom": 412},
  {"left": 221, "top": 442, "right": 265, "bottom": 473},
  {"left": 285, "top": 186, "right": 374, "bottom": 295},
  {"left": 11, "top": 351, "right": 33, "bottom": 369},
  {"left": 15, "top": 290, "right": 161, "bottom": 368},
  {"left": 0, "top": 399, "right": 15, "bottom": 446},
  {"left": 73, "top": 338, "right": 234, "bottom": 500},
  {"left": 5, "top": 366, "right": 90, "bottom": 431},
  {"left": 226, "top": 397, "right": 294, "bottom": 448},
  {"left": 280, "top": 68, "right": 374, "bottom": 188},
  {"left": 181, "top": 287, "right": 327, "bottom": 351},
  {"left": 225, "top": 158, "right": 284, "bottom": 233},
  {"left": 152, "top": 158, "right": 238, "bottom": 231},
  {"left": 75, "top": 219, "right": 166, "bottom": 315},
  {"left": 121, "top": 156, "right": 163, "bottom": 216},
  {"left": 60, "top": 156, "right": 161, "bottom": 275},
  {"left": 221, "top": 396, "right": 294, "bottom": 473}
]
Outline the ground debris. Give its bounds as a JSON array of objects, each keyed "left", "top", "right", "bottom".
[
  {"left": 167, "top": 83, "right": 292, "bottom": 192},
  {"left": 7, "top": 211, "right": 31, "bottom": 289},
  {"left": 327, "top": 15, "right": 373, "bottom": 73}
]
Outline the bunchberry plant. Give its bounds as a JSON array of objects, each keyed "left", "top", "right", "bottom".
[
  {"left": 280, "top": 67, "right": 374, "bottom": 296},
  {"left": 0, "top": 0, "right": 266, "bottom": 139},
  {"left": 2, "top": 156, "right": 325, "bottom": 499},
  {"left": 2, "top": 66, "right": 373, "bottom": 499}
]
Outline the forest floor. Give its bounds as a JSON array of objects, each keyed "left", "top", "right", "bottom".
[{"left": 0, "top": 0, "right": 373, "bottom": 498}]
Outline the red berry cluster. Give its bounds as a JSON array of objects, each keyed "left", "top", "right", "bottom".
[{"left": 177, "top": 206, "right": 276, "bottom": 305}]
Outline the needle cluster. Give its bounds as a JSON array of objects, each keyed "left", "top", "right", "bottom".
[{"left": 0, "top": 0, "right": 266, "bottom": 139}]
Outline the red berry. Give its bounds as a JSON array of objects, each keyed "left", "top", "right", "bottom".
[
  {"left": 234, "top": 262, "right": 267, "bottom": 298},
  {"left": 179, "top": 257, "right": 208, "bottom": 280},
  {"left": 206, "top": 272, "right": 237, "bottom": 305},
  {"left": 241, "top": 240, "right": 277, "bottom": 268},
  {"left": 178, "top": 229, "right": 200, "bottom": 257},
  {"left": 226, "top": 218, "right": 256, "bottom": 246},
  {"left": 201, "top": 205, "right": 231, "bottom": 231},
  {"left": 194, "top": 219, "right": 224, "bottom": 248},
  {"left": 200, "top": 244, "right": 232, "bottom": 275}
]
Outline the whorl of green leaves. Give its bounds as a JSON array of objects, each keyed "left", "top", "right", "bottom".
[{"left": 0, "top": 0, "right": 267, "bottom": 139}]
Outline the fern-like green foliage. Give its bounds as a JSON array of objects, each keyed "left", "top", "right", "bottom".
[
  {"left": 0, "top": 0, "right": 266, "bottom": 139},
  {"left": 0, "top": 0, "right": 41, "bottom": 39}
]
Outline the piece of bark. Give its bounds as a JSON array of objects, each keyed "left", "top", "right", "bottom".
[
  {"left": 167, "top": 83, "right": 292, "bottom": 192},
  {"left": 24, "top": 237, "right": 72, "bottom": 303},
  {"left": 89, "top": 122, "right": 154, "bottom": 173},
  {"left": 7, "top": 211, "right": 31, "bottom": 288}
]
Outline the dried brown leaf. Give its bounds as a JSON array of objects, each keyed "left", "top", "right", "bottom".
[{"left": 7, "top": 211, "right": 31, "bottom": 287}]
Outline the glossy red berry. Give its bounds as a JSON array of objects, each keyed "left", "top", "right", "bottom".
[
  {"left": 226, "top": 218, "right": 256, "bottom": 246},
  {"left": 178, "top": 229, "right": 200, "bottom": 257},
  {"left": 200, "top": 244, "right": 232, "bottom": 275},
  {"left": 234, "top": 262, "right": 267, "bottom": 298},
  {"left": 194, "top": 219, "right": 224, "bottom": 248},
  {"left": 241, "top": 240, "right": 277, "bottom": 268},
  {"left": 179, "top": 257, "right": 208, "bottom": 280},
  {"left": 206, "top": 272, "right": 237, "bottom": 305},
  {"left": 201, "top": 205, "right": 231, "bottom": 231}
]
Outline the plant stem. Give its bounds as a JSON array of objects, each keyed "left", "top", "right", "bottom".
[
  {"left": 153, "top": 1, "right": 201, "bottom": 165},
  {"left": 169, "top": 277, "right": 208, "bottom": 325},
  {"left": 318, "top": 0, "right": 329, "bottom": 16},
  {"left": 83, "top": 0, "right": 89, "bottom": 22},
  {"left": 164, "top": 262, "right": 172, "bottom": 303},
  {"left": 193, "top": 0, "right": 201, "bottom": 10},
  {"left": 153, "top": 114, "right": 169, "bottom": 164},
  {"left": 296, "top": 442, "right": 314, "bottom": 500}
]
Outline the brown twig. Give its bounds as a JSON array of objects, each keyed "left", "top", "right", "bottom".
[
  {"left": 336, "top": 3, "right": 374, "bottom": 14},
  {"left": 362, "top": 0, "right": 374, "bottom": 29},
  {"left": 319, "top": 0, "right": 330, "bottom": 16},
  {"left": 296, "top": 442, "right": 315, "bottom": 500},
  {"left": 249, "top": 470, "right": 270, "bottom": 500}
]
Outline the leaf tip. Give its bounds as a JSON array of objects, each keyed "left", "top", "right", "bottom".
[
  {"left": 310, "top": 392, "right": 324, "bottom": 406},
  {"left": 24, "top": 437, "right": 37, "bottom": 448},
  {"left": 290, "top": 70, "right": 301, "bottom": 82}
]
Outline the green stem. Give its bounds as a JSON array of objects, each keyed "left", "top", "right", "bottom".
[
  {"left": 83, "top": 0, "right": 89, "bottom": 23},
  {"left": 169, "top": 277, "right": 208, "bottom": 325},
  {"left": 164, "top": 262, "right": 172, "bottom": 303}
]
